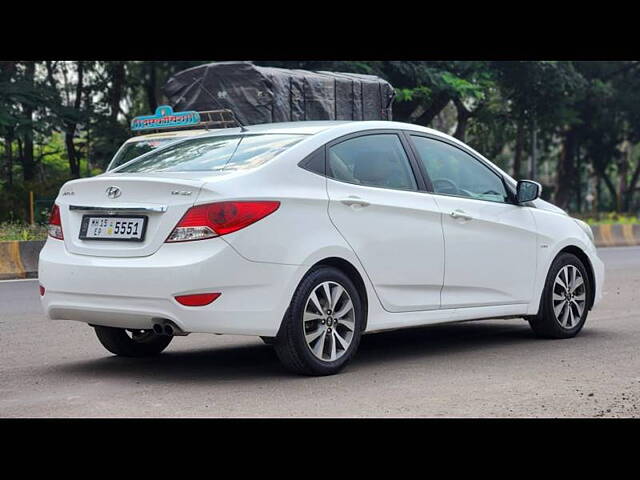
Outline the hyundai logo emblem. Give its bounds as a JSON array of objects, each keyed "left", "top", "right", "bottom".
[{"left": 106, "top": 186, "right": 121, "bottom": 199}]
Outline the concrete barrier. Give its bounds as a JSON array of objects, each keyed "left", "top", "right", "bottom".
[
  {"left": 0, "top": 240, "right": 46, "bottom": 280},
  {"left": 0, "top": 225, "right": 639, "bottom": 280},
  {"left": 590, "top": 224, "right": 640, "bottom": 247}
]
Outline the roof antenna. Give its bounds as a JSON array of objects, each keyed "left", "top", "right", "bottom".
[{"left": 194, "top": 77, "right": 248, "bottom": 132}]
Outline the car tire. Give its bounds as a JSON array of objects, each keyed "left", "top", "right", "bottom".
[
  {"left": 274, "top": 266, "right": 364, "bottom": 376},
  {"left": 528, "top": 252, "right": 591, "bottom": 339},
  {"left": 260, "top": 336, "right": 276, "bottom": 345},
  {"left": 94, "top": 326, "right": 173, "bottom": 357}
]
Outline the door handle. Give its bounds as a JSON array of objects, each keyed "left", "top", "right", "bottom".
[
  {"left": 450, "top": 209, "right": 473, "bottom": 221},
  {"left": 340, "top": 197, "right": 370, "bottom": 208}
]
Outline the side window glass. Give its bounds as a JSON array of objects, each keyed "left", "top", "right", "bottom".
[
  {"left": 411, "top": 135, "right": 508, "bottom": 203},
  {"left": 299, "top": 148, "right": 325, "bottom": 175},
  {"left": 328, "top": 134, "right": 417, "bottom": 191}
]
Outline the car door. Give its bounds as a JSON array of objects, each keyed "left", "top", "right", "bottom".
[
  {"left": 407, "top": 133, "right": 538, "bottom": 309},
  {"left": 325, "top": 131, "right": 445, "bottom": 312}
]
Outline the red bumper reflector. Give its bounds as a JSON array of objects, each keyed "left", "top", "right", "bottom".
[
  {"left": 39, "top": 285, "right": 45, "bottom": 296},
  {"left": 174, "top": 293, "right": 221, "bottom": 306}
]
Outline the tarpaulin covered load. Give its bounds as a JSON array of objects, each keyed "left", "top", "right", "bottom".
[{"left": 163, "top": 61, "right": 395, "bottom": 126}]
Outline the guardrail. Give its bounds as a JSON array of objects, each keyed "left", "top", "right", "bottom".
[{"left": 0, "top": 225, "right": 639, "bottom": 280}]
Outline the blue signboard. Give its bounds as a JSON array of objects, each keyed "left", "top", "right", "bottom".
[{"left": 131, "top": 105, "right": 201, "bottom": 131}]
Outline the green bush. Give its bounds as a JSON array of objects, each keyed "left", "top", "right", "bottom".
[{"left": 0, "top": 222, "right": 47, "bottom": 241}]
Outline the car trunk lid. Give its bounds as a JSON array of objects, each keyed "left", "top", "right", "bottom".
[{"left": 57, "top": 174, "right": 207, "bottom": 257}]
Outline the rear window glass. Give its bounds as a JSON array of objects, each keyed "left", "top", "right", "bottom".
[
  {"left": 109, "top": 138, "right": 175, "bottom": 170},
  {"left": 116, "top": 134, "right": 305, "bottom": 173}
]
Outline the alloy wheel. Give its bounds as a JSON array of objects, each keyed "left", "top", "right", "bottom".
[
  {"left": 303, "top": 281, "right": 356, "bottom": 361},
  {"left": 552, "top": 265, "right": 586, "bottom": 329}
]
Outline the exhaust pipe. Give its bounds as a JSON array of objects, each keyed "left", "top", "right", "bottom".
[{"left": 152, "top": 319, "right": 189, "bottom": 336}]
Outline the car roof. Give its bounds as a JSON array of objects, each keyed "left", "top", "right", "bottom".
[
  {"left": 183, "top": 120, "right": 459, "bottom": 139},
  {"left": 199, "top": 121, "right": 356, "bottom": 136},
  {"left": 121, "top": 120, "right": 470, "bottom": 164}
]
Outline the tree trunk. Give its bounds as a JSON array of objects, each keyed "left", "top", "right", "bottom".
[
  {"left": 412, "top": 92, "right": 451, "bottom": 126},
  {"left": 530, "top": 118, "right": 538, "bottom": 179},
  {"left": 21, "top": 61, "right": 36, "bottom": 182},
  {"left": 624, "top": 161, "right": 640, "bottom": 212},
  {"left": 601, "top": 170, "right": 618, "bottom": 211},
  {"left": 109, "top": 61, "right": 125, "bottom": 122},
  {"left": 84, "top": 87, "right": 93, "bottom": 176},
  {"left": 45, "top": 61, "right": 57, "bottom": 91},
  {"left": 64, "top": 61, "right": 84, "bottom": 178},
  {"left": 513, "top": 117, "right": 525, "bottom": 179},
  {"left": 4, "top": 131, "right": 13, "bottom": 186},
  {"left": 65, "top": 132, "right": 80, "bottom": 178},
  {"left": 1, "top": 62, "right": 16, "bottom": 186},
  {"left": 555, "top": 127, "right": 577, "bottom": 211},
  {"left": 453, "top": 98, "right": 471, "bottom": 142},
  {"left": 146, "top": 62, "right": 157, "bottom": 112},
  {"left": 593, "top": 170, "right": 600, "bottom": 217},
  {"left": 595, "top": 173, "right": 602, "bottom": 214},
  {"left": 618, "top": 141, "right": 630, "bottom": 213}
]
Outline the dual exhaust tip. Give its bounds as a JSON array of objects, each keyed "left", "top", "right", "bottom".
[{"left": 152, "top": 320, "right": 188, "bottom": 336}]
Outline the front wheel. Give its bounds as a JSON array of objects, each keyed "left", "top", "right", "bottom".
[
  {"left": 274, "top": 266, "right": 364, "bottom": 376},
  {"left": 94, "top": 326, "right": 173, "bottom": 357},
  {"left": 528, "top": 252, "right": 591, "bottom": 339}
]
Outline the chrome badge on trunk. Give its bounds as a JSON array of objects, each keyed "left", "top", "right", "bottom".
[{"left": 106, "top": 186, "right": 122, "bottom": 199}]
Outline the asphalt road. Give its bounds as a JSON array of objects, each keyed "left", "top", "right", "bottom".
[{"left": 1, "top": 247, "right": 639, "bottom": 418}]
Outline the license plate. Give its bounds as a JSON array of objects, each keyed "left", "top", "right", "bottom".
[{"left": 79, "top": 215, "right": 147, "bottom": 241}]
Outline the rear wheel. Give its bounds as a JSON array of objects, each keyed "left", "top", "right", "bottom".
[
  {"left": 94, "top": 326, "right": 173, "bottom": 357},
  {"left": 528, "top": 252, "right": 591, "bottom": 339},
  {"left": 274, "top": 266, "right": 363, "bottom": 376}
]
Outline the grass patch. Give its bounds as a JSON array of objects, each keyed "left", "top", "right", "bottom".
[
  {"left": 0, "top": 222, "right": 48, "bottom": 241},
  {"left": 583, "top": 213, "right": 640, "bottom": 226}
]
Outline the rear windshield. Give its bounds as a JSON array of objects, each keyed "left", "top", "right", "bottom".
[
  {"left": 109, "top": 138, "right": 175, "bottom": 170},
  {"left": 116, "top": 134, "right": 305, "bottom": 173}
]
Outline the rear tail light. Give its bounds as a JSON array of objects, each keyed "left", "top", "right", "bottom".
[
  {"left": 175, "top": 293, "right": 221, "bottom": 306},
  {"left": 166, "top": 201, "right": 280, "bottom": 242},
  {"left": 39, "top": 285, "right": 45, "bottom": 296},
  {"left": 48, "top": 204, "right": 64, "bottom": 240}
]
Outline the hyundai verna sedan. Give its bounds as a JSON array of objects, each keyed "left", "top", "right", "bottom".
[{"left": 39, "top": 121, "right": 604, "bottom": 375}]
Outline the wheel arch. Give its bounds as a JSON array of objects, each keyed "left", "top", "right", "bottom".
[
  {"left": 557, "top": 245, "right": 596, "bottom": 310},
  {"left": 310, "top": 257, "right": 369, "bottom": 332}
]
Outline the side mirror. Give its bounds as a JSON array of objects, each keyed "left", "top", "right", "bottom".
[{"left": 516, "top": 180, "right": 541, "bottom": 204}]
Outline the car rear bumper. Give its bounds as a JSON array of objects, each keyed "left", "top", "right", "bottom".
[{"left": 38, "top": 238, "right": 302, "bottom": 337}]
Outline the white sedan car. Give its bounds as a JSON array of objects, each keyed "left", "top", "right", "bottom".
[{"left": 39, "top": 121, "right": 604, "bottom": 376}]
